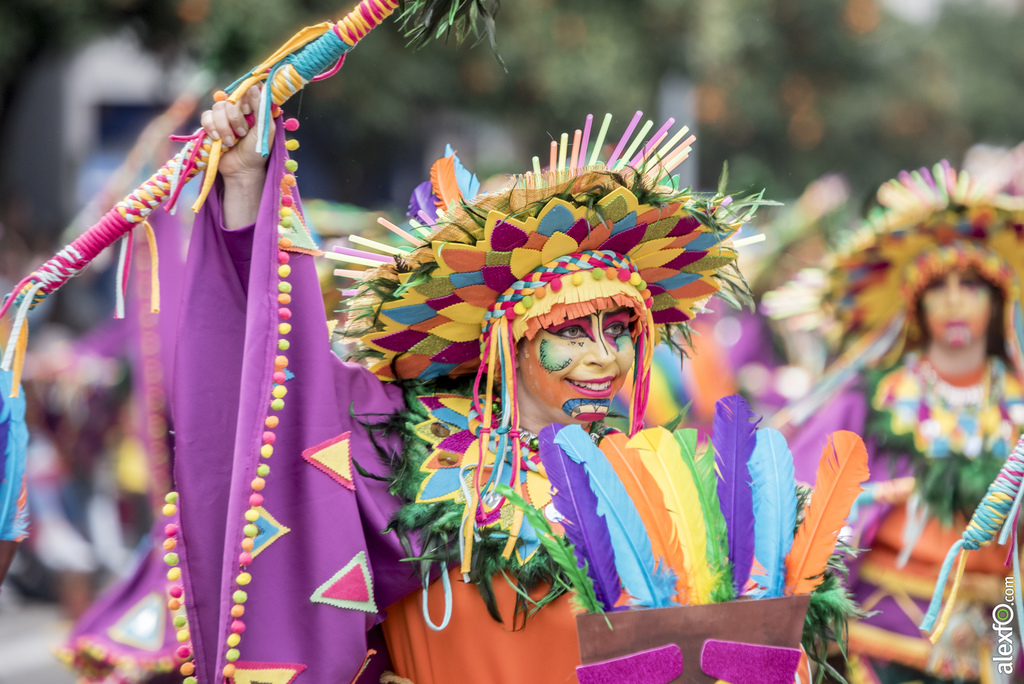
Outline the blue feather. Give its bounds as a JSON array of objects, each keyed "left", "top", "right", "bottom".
[
  {"left": 539, "top": 425, "right": 622, "bottom": 610},
  {"left": 712, "top": 395, "right": 758, "bottom": 593},
  {"left": 747, "top": 427, "right": 796, "bottom": 598},
  {"left": 554, "top": 426, "right": 676, "bottom": 608},
  {"left": 444, "top": 144, "right": 481, "bottom": 201}
]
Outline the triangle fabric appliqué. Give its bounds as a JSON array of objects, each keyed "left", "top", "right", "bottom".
[
  {"left": 310, "top": 550, "right": 376, "bottom": 613},
  {"left": 302, "top": 432, "right": 354, "bottom": 490},
  {"left": 251, "top": 506, "right": 291, "bottom": 559},
  {"left": 228, "top": 661, "right": 307, "bottom": 684},
  {"left": 106, "top": 591, "right": 167, "bottom": 651}
]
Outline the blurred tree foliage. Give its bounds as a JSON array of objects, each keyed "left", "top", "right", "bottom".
[
  {"left": 2, "top": 0, "right": 1024, "bottom": 211},
  {"left": 685, "top": 0, "right": 1024, "bottom": 201},
  {"left": 190, "top": 0, "right": 1024, "bottom": 202}
]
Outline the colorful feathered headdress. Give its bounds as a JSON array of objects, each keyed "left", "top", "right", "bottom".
[
  {"left": 330, "top": 116, "right": 759, "bottom": 536},
  {"left": 770, "top": 161, "right": 1024, "bottom": 427},
  {"left": 337, "top": 115, "right": 758, "bottom": 431}
]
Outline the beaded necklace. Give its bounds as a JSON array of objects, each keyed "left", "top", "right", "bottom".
[{"left": 871, "top": 353, "right": 1024, "bottom": 460}]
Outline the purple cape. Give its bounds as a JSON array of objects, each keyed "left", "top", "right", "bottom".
[{"left": 172, "top": 128, "right": 420, "bottom": 683}]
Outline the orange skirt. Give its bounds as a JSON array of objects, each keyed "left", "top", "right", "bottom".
[{"left": 382, "top": 569, "right": 582, "bottom": 684}]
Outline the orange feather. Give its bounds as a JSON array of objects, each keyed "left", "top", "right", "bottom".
[
  {"left": 601, "top": 432, "right": 690, "bottom": 602},
  {"left": 430, "top": 155, "right": 462, "bottom": 212},
  {"left": 785, "top": 431, "right": 869, "bottom": 594}
]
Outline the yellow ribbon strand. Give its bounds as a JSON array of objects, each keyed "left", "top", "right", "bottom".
[
  {"left": 142, "top": 220, "right": 161, "bottom": 313},
  {"left": 930, "top": 549, "right": 969, "bottom": 643},
  {"left": 192, "top": 138, "right": 223, "bottom": 214},
  {"left": 9, "top": 322, "right": 28, "bottom": 399}
]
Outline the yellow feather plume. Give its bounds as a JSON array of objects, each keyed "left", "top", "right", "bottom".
[
  {"left": 628, "top": 427, "right": 714, "bottom": 604},
  {"left": 785, "top": 431, "right": 869, "bottom": 594},
  {"left": 601, "top": 432, "right": 690, "bottom": 602}
]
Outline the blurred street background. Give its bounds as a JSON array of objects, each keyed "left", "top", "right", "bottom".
[{"left": 1, "top": 0, "right": 1024, "bottom": 681}]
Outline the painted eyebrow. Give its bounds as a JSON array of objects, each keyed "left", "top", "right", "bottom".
[
  {"left": 603, "top": 309, "right": 631, "bottom": 324},
  {"left": 546, "top": 316, "right": 592, "bottom": 333}
]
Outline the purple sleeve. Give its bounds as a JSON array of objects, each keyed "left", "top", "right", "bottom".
[
  {"left": 784, "top": 385, "right": 898, "bottom": 582},
  {"left": 786, "top": 388, "right": 870, "bottom": 485},
  {"left": 172, "top": 127, "right": 419, "bottom": 684}
]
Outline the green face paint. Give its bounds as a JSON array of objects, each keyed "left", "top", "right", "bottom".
[
  {"left": 612, "top": 329, "right": 632, "bottom": 353},
  {"left": 538, "top": 338, "right": 573, "bottom": 373}
]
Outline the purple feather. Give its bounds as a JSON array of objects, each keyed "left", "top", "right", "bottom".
[
  {"left": 539, "top": 425, "right": 622, "bottom": 610},
  {"left": 407, "top": 180, "right": 439, "bottom": 220},
  {"left": 712, "top": 395, "right": 759, "bottom": 593}
]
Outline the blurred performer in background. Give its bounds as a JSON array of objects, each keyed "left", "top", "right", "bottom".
[
  {"left": 54, "top": 207, "right": 187, "bottom": 683},
  {"left": 775, "top": 162, "right": 1024, "bottom": 683}
]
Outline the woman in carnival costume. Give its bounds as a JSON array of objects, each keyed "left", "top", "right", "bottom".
[
  {"left": 114, "top": 80, "right": 864, "bottom": 684},
  {"left": 774, "top": 163, "right": 1024, "bottom": 683}
]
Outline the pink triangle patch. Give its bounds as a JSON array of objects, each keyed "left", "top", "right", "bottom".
[
  {"left": 309, "top": 550, "right": 377, "bottom": 613},
  {"left": 321, "top": 564, "right": 370, "bottom": 603}
]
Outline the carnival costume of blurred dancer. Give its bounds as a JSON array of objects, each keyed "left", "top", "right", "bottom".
[
  {"left": 53, "top": 207, "right": 189, "bottom": 682},
  {"left": 773, "top": 163, "right": 1024, "bottom": 683}
]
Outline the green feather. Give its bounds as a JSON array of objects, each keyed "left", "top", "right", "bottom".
[
  {"left": 674, "top": 428, "right": 734, "bottom": 601},
  {"left": 801, "top": 544, "right": 873, "bottom": 684},
  {"left": 495, "top": 484, "right": 606, "bottom": 616}
]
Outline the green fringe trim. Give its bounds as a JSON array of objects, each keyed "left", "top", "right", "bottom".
[
  {"left": 803, "top": 557, "right": 867, "bottom": 684},
  {"left": 361, "top": 377, "right": 573, "bottom": 626}
]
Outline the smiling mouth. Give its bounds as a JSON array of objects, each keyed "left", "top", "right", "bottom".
[{"left": 567, "top": 377, "right": 614, "bottom": 397}]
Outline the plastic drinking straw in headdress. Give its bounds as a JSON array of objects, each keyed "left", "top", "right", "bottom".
[
  {"left": 920, "top": 434, "right": 1024, "bottom": 643},
  {"left": 0, "top": 0, "right": 497, "bottom": 396}
]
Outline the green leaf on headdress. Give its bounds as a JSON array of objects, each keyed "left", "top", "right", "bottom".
[
  {"left": 398, "top": 0, "right": 504, "bottom": 67},
  {"left": 717, "top": 161, "right": 730, "bottom": 198}
]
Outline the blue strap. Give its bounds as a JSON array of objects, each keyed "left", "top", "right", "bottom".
[
  {"left": 920, "top": 539, "right": 963, "bottom": 631},
  {"left": 421, "top": 564, "right": 453, "bottom": 631}
]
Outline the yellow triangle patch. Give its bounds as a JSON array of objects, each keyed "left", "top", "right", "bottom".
[
  {"left": 229, "top": 661, "right": 306, "bottom": 684},
  {"left": 302, "top": 432, "right": 353, "bottom": 490}
]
